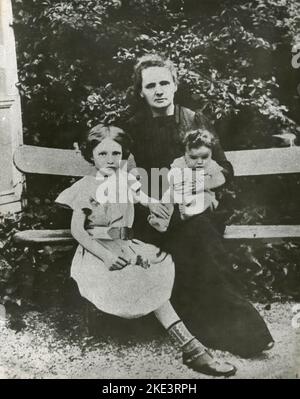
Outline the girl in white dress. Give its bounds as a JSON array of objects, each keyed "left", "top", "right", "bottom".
[{"left": 55, "top": 123, "right": 235, "bottom": 376}]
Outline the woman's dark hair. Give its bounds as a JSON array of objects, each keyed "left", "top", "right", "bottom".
[
  {"left": 80, "top": 124, "right": 132, "bottom": 164},
  {"left": 184, "top": 128, "right": 216, "bottom": 150},
  {"left": 133, "top": 54, "right": 178, "bottom": 101}
]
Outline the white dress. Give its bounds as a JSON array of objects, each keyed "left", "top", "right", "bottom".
[{"left": 55, "top": 171, "right": 175, "bottom": 319}]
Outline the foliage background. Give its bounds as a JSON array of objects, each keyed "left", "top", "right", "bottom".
[{"left": 1, "top": 0, "right": 300, "bottom": 312}]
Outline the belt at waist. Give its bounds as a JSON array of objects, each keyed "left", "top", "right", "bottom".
[{"left": 87, "top": 226, "right": 134, "bottom": 240}]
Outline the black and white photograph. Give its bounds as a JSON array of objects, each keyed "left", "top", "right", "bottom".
[{"left": 0, "top": 0, "right": 300, "bottom": 380}]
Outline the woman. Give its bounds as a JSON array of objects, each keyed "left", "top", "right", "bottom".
[{"left": 124, "top": 54, "right": 274, "bottom": 359}]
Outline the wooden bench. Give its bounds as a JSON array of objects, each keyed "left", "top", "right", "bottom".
[{"left": 12, "top": 144, "right": 300, "bottom": 244}]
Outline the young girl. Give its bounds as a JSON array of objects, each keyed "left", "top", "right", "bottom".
[
  {"left": 55, "top": 123, "right": 236, "bottom": 377},
  {"left": 148, "top": 128, "right": 226, "bottom": 231}
]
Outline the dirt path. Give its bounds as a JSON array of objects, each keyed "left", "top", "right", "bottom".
[{"left": 0, "top": 302, "right": 299, "bottom": 379}]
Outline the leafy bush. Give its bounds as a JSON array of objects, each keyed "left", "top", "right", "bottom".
[{"left": 12, "top": 0, "right": 300, "bottom": 147}]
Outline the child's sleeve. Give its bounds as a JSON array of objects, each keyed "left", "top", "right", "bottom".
[
  {"left": 166, "top": 162, "right": 185, "bottom": 204},
  {"left": 128, "top": 172, "right": 142, "bottom": 195},
  {"left": 128, "top": 171, "right": 160, "bottom": 205},
  {"left": 55, "top": 178, "right": 93, "bottom": 212},
  {"left": 127, "top": 172, "right": 147, "bottom": 204},
  {"left": 205, "top": 160, "right": 226, "bottom": 189},
  {"left": 206, "top": 160, "right": 224, "bottom": 175}
]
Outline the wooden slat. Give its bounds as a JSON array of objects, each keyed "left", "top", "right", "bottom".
[
  {"left": 224, "top": 225, "right": 300, "bottom": 240},
  {"left": 14, "top": 145, "right": 300, "bottom": 177},
  {"left": 13, "top": 145, "right": 96, "bottom": 176},
  {"left": 14, "top": 229, "right": 74, "bottom": 245},
  {"left": 226, "top": 147, "right": 300, "bottom": 176},
  {"left": 13, "top": 225, "right": 300, "bottom": 245}
]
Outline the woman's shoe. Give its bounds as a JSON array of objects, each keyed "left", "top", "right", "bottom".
[
  {"left": 246, "top": 340, "right": 275, "bottom": 358},
  {"left": 183, "top": 348, "right": 237, "bottom": 377}
]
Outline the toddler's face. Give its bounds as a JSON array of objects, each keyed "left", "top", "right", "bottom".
[
  {"left": 184, "top": 145, "right": 212, "bottom": 169},
  {"left": 92, "top": 138, "right": 122, "bottom": 176}
]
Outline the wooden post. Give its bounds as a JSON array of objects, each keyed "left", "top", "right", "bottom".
[{"left": 0, "top": 0, "right": 24, "bottom": 214}]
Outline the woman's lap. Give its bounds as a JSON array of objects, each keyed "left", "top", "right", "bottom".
[{"left": 133, "top": 205, "right": 273, "bottom": 357}]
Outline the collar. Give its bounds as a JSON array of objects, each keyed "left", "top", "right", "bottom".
[
  {"left": 95, "top": 169, "right": 129, "bottom": 182},
  {"left": 145, "top": 104, "right": 181, "bottom": 125},
  {"left": 151, "top": 103, "right": 175, "bottom": 118},
  {"left": 171, "top": 156, "right": 187, "bottom": 169},
  {"left": 95, "top": 171, "right": 107, "bottom": 181}
]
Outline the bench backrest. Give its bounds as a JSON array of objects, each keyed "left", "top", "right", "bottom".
[
  {"left": 13, "top": 145, "right": 300, "bottom": 177},
  {"left": 12, "top": 144, "right": 300, "bottom": 242}
]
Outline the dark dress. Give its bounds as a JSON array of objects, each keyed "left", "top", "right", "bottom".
[{"left": 124, "top": 105, "right": 274, "bottom": 358}]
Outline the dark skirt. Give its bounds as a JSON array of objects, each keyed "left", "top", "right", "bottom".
[{"left": 133, "top": 205, "right": 274, "bottom": 358}]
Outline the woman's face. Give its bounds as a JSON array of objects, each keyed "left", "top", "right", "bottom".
[
  {"left": 140, "top": 66, "right": 177, "bottom": 113},
  {"left": 92, "top": 138, "right": 122, "bottom": 176},
  {"left": 184, "top": 145, "right": 212, "bottom": 169}
]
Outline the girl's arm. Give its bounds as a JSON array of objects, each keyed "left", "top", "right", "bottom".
[
  {"left": 129, "top": 176, "right": 171, "bottom": 219},
  {"left": 71, "top": 209, "right": 129, "bottom": 270},
  {"left": 132, "top": 188, "right": 159, "bottom": 207}
]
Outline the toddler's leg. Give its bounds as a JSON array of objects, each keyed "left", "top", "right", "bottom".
[{"left": 154, "top": 301, "right": 236, "bottom": 377}]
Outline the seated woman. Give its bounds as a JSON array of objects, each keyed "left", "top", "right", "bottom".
[{"left": 124, "top": 53, "right": 274, "bottom": 358}]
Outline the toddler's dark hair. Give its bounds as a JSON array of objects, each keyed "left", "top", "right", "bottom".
[
  {"left": 80, "top": 124, "right": 132, "bottom": 164},
  {"left": 184, "top": 128, "right": 216, "bottom": 151}
]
